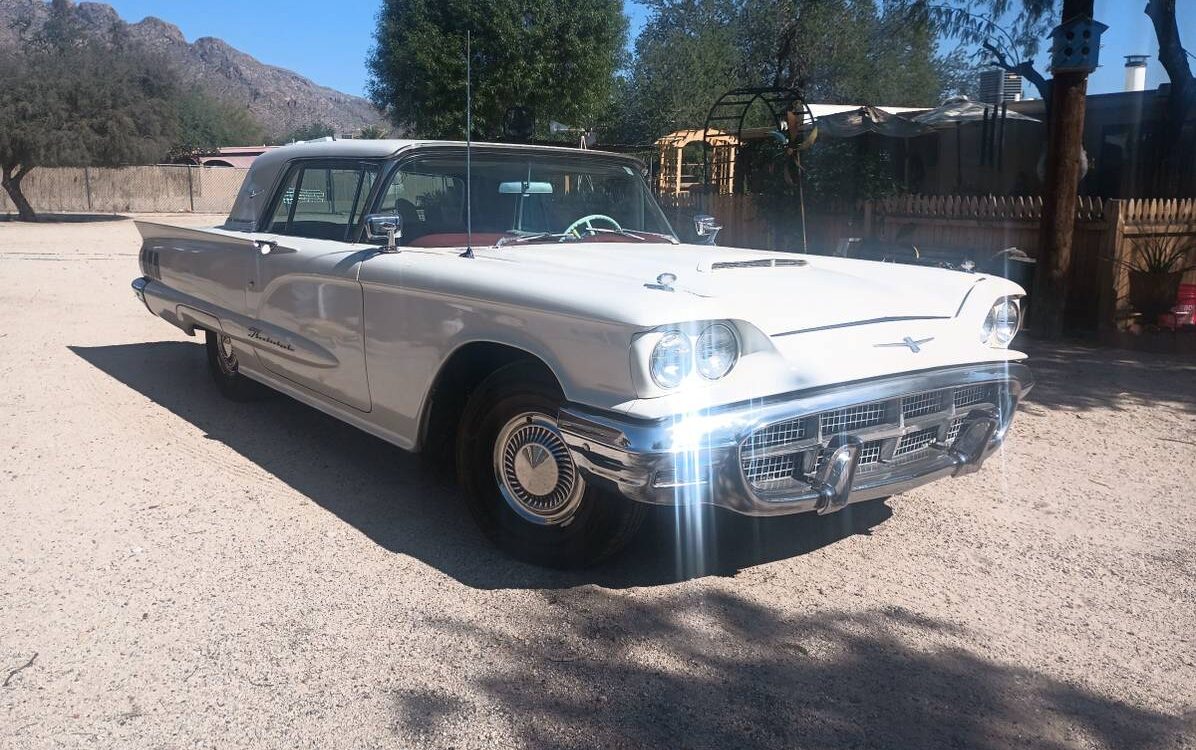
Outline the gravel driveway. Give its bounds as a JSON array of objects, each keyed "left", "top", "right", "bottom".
[{"left": 1, "top": 215, "right": 1193, "bottom": 749}]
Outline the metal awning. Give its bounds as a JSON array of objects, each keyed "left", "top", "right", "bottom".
[
  {"left": 815, "top": 105, "right": 935, "bottom": 138},
  {"left": 911, "top": 97, "right": 1041, "bottom": 127}
]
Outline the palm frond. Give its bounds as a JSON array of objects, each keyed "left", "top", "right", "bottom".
[{"left": 1119, "top": 235, "right": 1196, "bottom": 274}]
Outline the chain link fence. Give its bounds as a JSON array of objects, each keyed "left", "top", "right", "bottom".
[{"left": 0, "top": 165, "right": 248, "bottom": 216}]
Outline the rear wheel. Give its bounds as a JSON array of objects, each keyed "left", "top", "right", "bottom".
[
  {"left": 205, "top": 329, "right": 269, "bottom": 401},
  {"left": 456, "top": 362, "right": 645, "bottom": 568}
]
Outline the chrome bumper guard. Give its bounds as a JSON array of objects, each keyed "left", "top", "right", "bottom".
[
  {"left": 131, "top": 276, "right": 149, "bottom": 303},
  {"left": 558, "top": 363, "right": 1033, "bottom": 517}
]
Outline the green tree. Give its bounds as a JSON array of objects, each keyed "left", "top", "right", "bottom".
[
  {"left": 170, "top": 88, "right": 265, "bottom": 161},
  {"left": 0, "top": 0, "right": 179, "bottom": 220},
  {"left": 613, "top": 0, "right": 966, "bottom": 145},
  {"left": 614, "top": 0, "right": 740, "bottom": 143},
  {"left": 736, "top": 0, "right": 948, "bottom": 104},
  {"left": 367, "top": 0, "right": 627, "bottom": 139}
]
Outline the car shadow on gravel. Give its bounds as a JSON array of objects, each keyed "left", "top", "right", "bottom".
[
  {"left": 1021, "top": 340, "right": 1196, "bottom": 415},
  {"left": 71, "top": 341, "right": 891, "bottom": 590},
  {"left": 393, "top": 590, "right": 1193, "bottom": 749}
]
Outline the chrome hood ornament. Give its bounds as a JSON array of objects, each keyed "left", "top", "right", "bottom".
[
  {"left": 644, "top": 272, "right": 677, "bottom": 292},
  {"left": 875, "top": 336, "right": 934, "bottom": 353}
]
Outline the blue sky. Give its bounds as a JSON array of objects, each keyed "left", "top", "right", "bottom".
[{"left": 101, "top": 1, "right": 1190, "bottom": 101}]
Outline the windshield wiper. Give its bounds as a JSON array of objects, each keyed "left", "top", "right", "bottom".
[
  {"left": 588, "top": 227, "right": 680, "bottom": 245},
  {"left": 494, "top": 228, "right": 678, "bottom": 247},
  {"left": 495, "top": 231, "right": 578, "bottom": 247}
]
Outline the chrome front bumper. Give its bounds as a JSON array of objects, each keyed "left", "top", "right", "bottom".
[{"left": 558, "top": 363, "right": 1033, "bottom": 517}]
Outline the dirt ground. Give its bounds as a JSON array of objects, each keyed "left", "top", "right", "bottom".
[{"left": 1, "top": 214, "right": 1194, "bottom": 750}]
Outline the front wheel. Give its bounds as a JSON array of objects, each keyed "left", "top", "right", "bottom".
[
  {"left": 456, "top": 362, "right": 646, "bottom": 568},
  {"left": 205, "top": 329, "right": 269, "bottom": 401}
]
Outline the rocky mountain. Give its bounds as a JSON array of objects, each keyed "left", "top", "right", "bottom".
[{"left": 0, "top": 0, "right": 389, "bottom": 139}]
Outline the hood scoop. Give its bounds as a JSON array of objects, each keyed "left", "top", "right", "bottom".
[{"left": 705, "top": 257, "right": 808, "bottom": 271}]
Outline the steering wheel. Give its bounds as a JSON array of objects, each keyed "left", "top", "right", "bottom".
[{"left": 562, "top": 214, "right": 623, "bottom": 239}]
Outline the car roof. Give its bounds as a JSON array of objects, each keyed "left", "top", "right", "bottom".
[
  {"left": 224, "top": 139, "right": 642, "bottom": 231},
  {"left": 261, "top": 138, "right": 630, "bottom": 161}
]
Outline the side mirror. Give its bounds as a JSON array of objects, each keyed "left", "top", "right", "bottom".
[
  {"left": 365, "top": 214, "right": 402, "bottom": 252},
  {"left": 694, "top": 214, "right": 722, "bottom": 245}
]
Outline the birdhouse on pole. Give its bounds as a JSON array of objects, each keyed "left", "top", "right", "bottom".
[{"left": 1048, "top": 16, "right": 1108, "bottom": 74}]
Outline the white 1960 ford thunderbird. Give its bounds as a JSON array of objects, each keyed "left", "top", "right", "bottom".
[{"left": 132, "top": 139, "right": 1032, "bottom": 567}]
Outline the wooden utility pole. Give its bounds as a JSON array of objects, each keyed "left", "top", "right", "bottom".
[{"left": 1031, "top": 0, "right": 1097, "bottom": 338}]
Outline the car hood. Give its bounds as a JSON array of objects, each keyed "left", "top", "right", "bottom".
[{"left": 481, "top": 242, "right": 986, "bottom": 335}]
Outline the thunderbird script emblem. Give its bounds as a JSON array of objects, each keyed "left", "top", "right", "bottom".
[{"left": 875, "top": 336, "right": 934, "bottom": 353}]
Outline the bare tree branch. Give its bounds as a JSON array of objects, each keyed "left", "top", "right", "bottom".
[
  {"left": 1145, "top": 0, "right": 1194, "bottom": 96},
  {"left": 1144, "top": 0, "right": 1195, "bottom": 193},
  {"left": 981, "top": 41, "right": 1050, "bottom": 103}
]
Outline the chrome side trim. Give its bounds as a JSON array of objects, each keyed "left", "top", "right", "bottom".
[{"left": 770, "top": 315, "right": 949, "bottom": 338}]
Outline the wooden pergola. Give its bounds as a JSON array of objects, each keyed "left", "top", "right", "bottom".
[{"left": 654, "top": 128, "right": 739, "bottom": 196}]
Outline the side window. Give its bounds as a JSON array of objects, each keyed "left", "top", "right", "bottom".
[
  {"left": 267, "top": 167, "right": 300, "bottom": 234},
  {"left": 266, "top": 161, "right": 378, "bottom": 241},
  {"left": 376, "top": 162, "right": 465, "bottom": 243}
]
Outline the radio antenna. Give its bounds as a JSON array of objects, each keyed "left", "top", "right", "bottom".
[{"left": 462, "top": 30, "right": 475, "bottom": 259}]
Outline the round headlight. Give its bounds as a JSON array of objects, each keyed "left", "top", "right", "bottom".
[
  {"left": 980, "top": 309, "right": 996, "bottom": 343},
  {"left": 695, "top": 323, "right": 739, "bottom": 380},
  {"left": 983, "top": 298, "right": 1021, "bottom": 346},
  {"left": 649, "top": 331, "right": 692, "bottom": 388}
]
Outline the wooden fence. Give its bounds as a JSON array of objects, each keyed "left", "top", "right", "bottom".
[
  {"left": 866, "top": 195, "right": 1111, "bottom": 330},
  {"left": 1100, "top": 198, "right": 1196, "bottom": 334},
  {"left": 657, "top": 193, "right": 865, "bottom": 252},
  {"left": 658, "top": 192, "right": 1196, "bottom": 332},
  {"left": 0, "top": 165, "right": 248, "bottom": 215}
]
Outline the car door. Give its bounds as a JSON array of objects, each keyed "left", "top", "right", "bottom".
[{"left": 247, "top": 159, "right": 380, "bottom": 412}]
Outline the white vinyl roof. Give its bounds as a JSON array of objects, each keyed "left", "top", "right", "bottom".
[{"left": 223, "top": 139, "right": 638, "bottom": 231}]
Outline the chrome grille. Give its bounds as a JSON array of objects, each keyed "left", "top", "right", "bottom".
[
  {"left": 894, "top": 427, "right": 940, "bottom": 457},
  {"left": 859, "top": 443, "right": 882, "bottom": 465},
  {"left": 742, "top": 454, "right": 798, "bottom": 485},
  {"left": 820, "top": 403, "right": 886, "bottom": 435},
  {"left": 954, "top": 384, "right": 993, "bottom": 409},
  {"left": 745, "top": 418, "right": 809, "bottom": 453},
  {"left": 741, "top": 380, "right": 1006, "bottom": 495},
  {"left": 946, "top": 417, "right": 964, "bottom": 444},
  {"left": 902, "top": 391, "right": 943, "bottom": 419}
]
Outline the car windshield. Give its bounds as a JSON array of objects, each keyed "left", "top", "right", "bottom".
[{"left": 375, "top": 152, "right": 677, "bottom": 248}]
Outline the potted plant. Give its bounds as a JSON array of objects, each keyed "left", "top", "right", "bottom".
[{"left": 1122, "top": 236, "right": 1195, "bottom": 323}]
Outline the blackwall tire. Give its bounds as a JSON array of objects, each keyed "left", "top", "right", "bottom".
[
  {"left": 456, "top": 362, "right": 646, "bottom": 568},
  {"left": 204, "top": 330, "right": 269, "bottom": 402}
]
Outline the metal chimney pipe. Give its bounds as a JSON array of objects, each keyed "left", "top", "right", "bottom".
[{"left": 1124, "top": 55, "right": 1149, "bottom": 92}]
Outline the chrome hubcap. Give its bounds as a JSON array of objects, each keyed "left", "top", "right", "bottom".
[
  {"left": 513, "top": 442, "right": 560, "bottom": 496},
  {"left": 216, "top": 335, "right": 238, "bottom": 374},
  {"left": 494, "top": 412, "right": 582, "bottom": 526}
]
